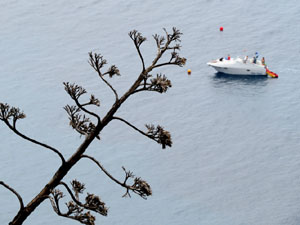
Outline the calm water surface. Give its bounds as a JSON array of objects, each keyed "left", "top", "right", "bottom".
[{"left": 1, "top": 0, "right": 300, "bottom": 225}]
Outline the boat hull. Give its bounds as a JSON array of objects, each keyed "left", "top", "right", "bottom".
[{"left": 207, "top": 58, "right": 267, "bottom": 76}]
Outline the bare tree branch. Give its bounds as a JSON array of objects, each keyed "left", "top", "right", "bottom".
[
  {"left": 81, "top": 95, "right": 100, "bottom": 107},
  {"left": 151, "top": 27, "right": 185, "bottom": 68},
  {"left": 64, "top": 105, "right": 100, "bottom": 140},
  {"left": 102, "top": 65, "right": 120, "bottom": 78},
  {"left": 112, "top": 117, "right": 172, "bottom": 149},
  {"left": 62, "top": 180, "right": 107, "bottom": 216},
  {"left": 95, "top": 28, "right": 185, "bottom": 115},
  {"left": 59, "top": 182, "right": 83, "bottom": 205},
  {"left": 48, "top": 189, "right": 64, "bottom": 215},
  {"left": 0, "top": 103, "right": 65, "bottom": 164},
  {"left": 153, "top": 34, "right": 165, "bottom": 51},
  {"left": 0, "top": 181, "right": 24, "bottom": 211},
  {"left": 129, "top": 30, "right": 146, "bottom": 71},
  {"left": 81, "top": 155, "right": 152, "bottom": 199},
  {"left": 121, "top": 167, "right": 152, "bottom": 199},
  {"left": 81, "top": 155, "right": 124, "bottom": 187},
  {"left": 145, "top": 124, "right": 172, "bottom": 149},
  {"left": 112, "top": 116, "right": 150, "bottom": 139},
  {"left": 88, "top": 52, "right": 119, "bottom": 102},
  {"left": 133, "top": 73, "right": 172, "bottom": 94},
  {"left": 153, "top": 54, "right": 186, "bottom": 68},
  {"left": 164, "top": 27, "right": 182, "bottom": 43},
  {"left": 49, "top": 180, "right": 108, "bottom": 225},
  {"left": 63, "top": 82, "right": 101, "bottom": 139},
  {"left": 2, "top": 27, "right": 184, "bottom": 225},
  {"left": 63, "top": 82, "right": 101, "bottom": 123},
  {"left": 49, "top": 188, "right": 97, "bottom": 225}
]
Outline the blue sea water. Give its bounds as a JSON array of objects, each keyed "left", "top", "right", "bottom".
[{"left": 1, "top": 0, "right": 300, "bottom": 225}]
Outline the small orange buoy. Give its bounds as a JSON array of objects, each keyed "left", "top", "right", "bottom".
[
  {"left": 187, "top": 69, "right": 191, "bottom": 75},
  {"left": 219, "top": 26, "right": 223, "bottom": 32}
]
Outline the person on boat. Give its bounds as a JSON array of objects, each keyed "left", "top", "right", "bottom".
[
  {"left": 226, "top": 54, "right": 231, "bottom": 60},
  {"left": 253, "top": 52, "right": 259, "bottom": 64},
  {"left": 261, "top": 57, "right": 265, "bottom": 65},
  {"left": 243, "top": 56, "right": 248, "bottom": 63}
]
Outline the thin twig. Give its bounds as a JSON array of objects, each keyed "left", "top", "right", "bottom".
[
  {"left": 153, "top": 62, "right": 179, "bottom": 69},
  {"left": 73, "top": 98, "right": 101, "bottom": 124},
  {"left": 132, "top": 40, "right": 145, "bottom": 71},
  {"left": 112, "top": 116, "right": 151, "bottom": 139},
  {"left": 81, "top": 155, "right": 146, "bottom": 197},
  {"left": 129, "top": 30, "right": 146, "bottom": 71},
  {"left": 3, "top": 120, "right": 65, "bottom": 164},
  {"left": 100, "top": 75, "right": 119, "bottom": 102},
  {"left": 58, "top": 182, "right": 83, "bottom": 206},
  {"left": 132, "top": 88, "right": 159, "bottom": 94},
  {"left": 81, "top": 155, "right": 124, "bottom": 187},
  {"left": 0, "top": 181, "right": 24, "bottom": 210}
]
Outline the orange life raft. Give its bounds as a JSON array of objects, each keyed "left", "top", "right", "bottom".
[{"left": 266, "top": 68, "right": 278, "bottom": 78}]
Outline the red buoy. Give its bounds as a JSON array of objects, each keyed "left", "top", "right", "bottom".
[{"left": 220, "top": 26, "right": 223, "bottom": 32}]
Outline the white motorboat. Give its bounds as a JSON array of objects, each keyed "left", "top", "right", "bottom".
[{"left": 207, "top": 57, "right": 267, "bottom": 76}]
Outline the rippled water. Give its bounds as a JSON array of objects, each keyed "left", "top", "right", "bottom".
[{"left": 1, "top": 0, "right": 300, "bottom": 224}]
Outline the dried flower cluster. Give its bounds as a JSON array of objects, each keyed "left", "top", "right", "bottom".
[
  {"left": 0, "top": 103, "right": 26, "bottom": 127},
  {"left": 129, "top": 30, "right": 147, "bottom": 47},
  {"left": 169, "top": 50, "right": 186, "bottom": 66},
  {"left": 63, "top": 82, "right": 100, "bottom": 139},
  {"left": 131, "top": 177, "right": 152, "bottom": 199},
  {"left": 153, "top": 27, "right": 182, "bottom": 51},
  {"left": 64, "top": 82, "right": 87, "bottom": 100},
  {"left": 146, "top": 124, "right": 172, "bottom": 149},
  {"left": 88, "top": 52, "right": 120, "bottom": 78},
  {"left": 65, "top": 201, "right": 96, "bottom": 225},
  {"left": 149, "top": 74, "right": 172, "bottom": 93},
  {"left": 84, "top": 194, "right": 107, "bottom": 216},
  {"left": 72, "top": 180, "right": 86, "bottom": 194},
  {"left": 153, "top": 33, "right": 166, "bottom": 50},
  {"left": 50, "top": 180, "right": 107, "bottom": 225},
  {"left": 64, "top": 105, "right": 97, "bottom": 139},
  {"left": 64, "top": 82, "right": 101, "bottom": 107},
  {"left": 121, "top": 167, "right": 152, "bottom": 199}
]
